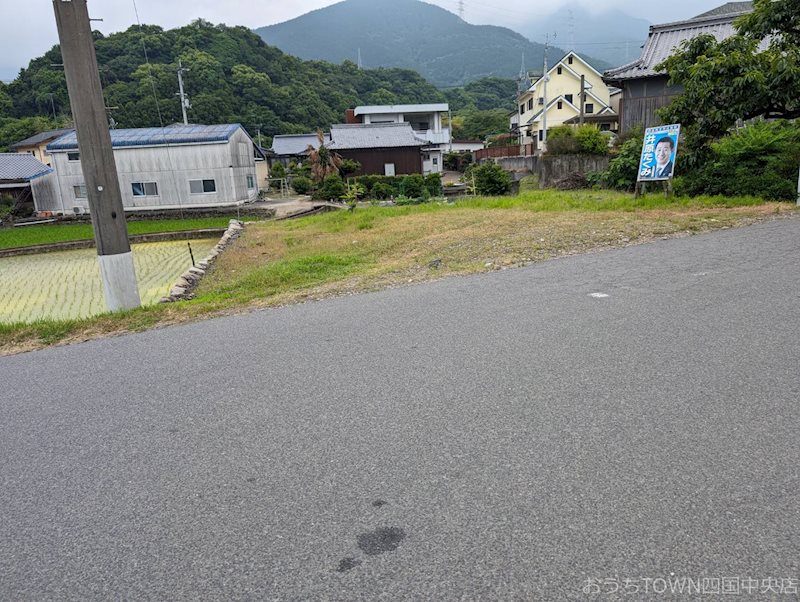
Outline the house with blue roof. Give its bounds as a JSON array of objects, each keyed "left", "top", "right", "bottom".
[{"left": 42, "top": 124, "right": 260, "bottom": 214}]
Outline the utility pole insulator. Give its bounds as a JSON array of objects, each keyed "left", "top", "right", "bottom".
[{"left": 53, "top": 0, "right": 140, "bottom": 312}]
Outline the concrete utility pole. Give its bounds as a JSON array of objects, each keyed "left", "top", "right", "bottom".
[
  {"left": 579, "top": 74, "right": 585, "bottom": 125},
  {"left": 542, "top": 35, "right": 550, "bottom": 152},
  {"left": 177, "top": 60, "right": 190, "bottom": 125},
  {"left": 53, "top": 0, "right": 140, "bottom": 311}
]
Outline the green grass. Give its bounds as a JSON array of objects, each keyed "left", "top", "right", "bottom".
[
  {"left": 0, "top": 217, "right": 260, "bottom": 250},
  {"left": 1, "top": 189, "right": 793, "bottom": 355}
]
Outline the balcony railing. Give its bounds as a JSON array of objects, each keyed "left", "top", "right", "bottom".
[{"left": 414, "top": 128, "right": 450, "bottom": 145}]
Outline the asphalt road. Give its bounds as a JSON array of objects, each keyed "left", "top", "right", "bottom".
[{"left": 1, "top": 218, "right": 798, "bottom": 601}]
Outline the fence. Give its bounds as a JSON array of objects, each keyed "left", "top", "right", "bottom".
[{"left": 474, "top": 143, "right": 536, "bottom": 162}]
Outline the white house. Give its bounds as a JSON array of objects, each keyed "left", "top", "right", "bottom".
[
  {"left": 43, "top": 124, "right": 259, "bottom": 215},
  {"left": 349, "top": 103, "right": 451, "bottom": 174}
]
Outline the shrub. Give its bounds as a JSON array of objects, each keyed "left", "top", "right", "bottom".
[
  {"left": 547, "top": 125, "right": 608, "bottom": 155},
  {"left": 574, "top": 125, "right": 609, "bottom": 155},
  {"left": 546, "top": 126, "right": 580, "bottom": 155},
  {"left": 290, "top": 176, "right": 312, "bottom": 195},
  {"left": 270, "top": 162, "right": 286, "bottom": 178},
  {"left": 317, "top": 173, "right": 346, "bottom": 201},
  {"left": 371, "top": 182, "right": 395, "bottom": 199},
  {"left": 424, "top": 173, "right": 443, "bottom": 196},
  {"left": 676, "top": 121, "right": 800, "bottom": 200},
  {"left": 402, "top": 174, "right": 428, "bottom": 199},
  {"left": 591, "top": 135, "right": 643, "bottom": 191},
  {"left": 339, "top": 159, "right": 361, "bottom": 176},
  {"left": 466, "top": 163, "right": 512, "bottom": 195}
]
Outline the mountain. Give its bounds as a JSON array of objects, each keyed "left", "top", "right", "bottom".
[
  {"left": 255, "top": 0, "right": 610, "bottom": 88},
  {"left": 522, "top": 5, "right": 650, "bottom": 69}
]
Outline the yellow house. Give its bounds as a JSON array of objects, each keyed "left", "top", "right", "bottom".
[
  {"left": 517, "top": 52, "right": 616, "bottom": 146},
  {"left": 9, "top": 129, "right": 73, "bottom": 167}
]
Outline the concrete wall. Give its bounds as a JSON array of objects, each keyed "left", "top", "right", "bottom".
[
  {"left": 486, "top": 154, "right": 610, "bottom": 188},
  {"left": 47, "top": 130, "right": 258, "bottom": 214}
]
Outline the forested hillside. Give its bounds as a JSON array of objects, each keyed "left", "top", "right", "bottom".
[{"left": 0, "top": 19, "right": 518, "bottom": 150}]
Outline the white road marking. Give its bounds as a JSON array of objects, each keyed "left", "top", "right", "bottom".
[{"left": 589, "top": 293, "right": 610, "bottom": 298}]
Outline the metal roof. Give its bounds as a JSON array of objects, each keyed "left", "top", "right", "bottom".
[
  {"left": 48, "top": 124, "right": 242, "bottom": 151},
  {"left": 604, "top": 4, "right": 755, "bottom": 82},
  {"left": 0, "top": 153, "right": 53, "bottom": 181},
  {"left": 354, "top": 104, "right": 449, "bottom": 116},
  {"left": 328, "top": 123, "right": 427, "bottom": 150},
  {"left": 9, "top": 128, "right": 74, "bottom": 150},
  {"left": 271, "top": 133, "right": 331, "bottom": 156}
]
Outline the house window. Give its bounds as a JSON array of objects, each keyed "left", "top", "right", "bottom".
[
  {"left": 538, "top": 130, "right": 544, "bottom": 142},
  {"left": 585, "top": 103, "right": 594, "bottom": 114},
  {"left": 565, "top": 94, "right": 573, "bottom": 104},
  {"left": 527, "top": 98, "right": 533, "bottom": 111},
  {"left": 131, "top": 182, "right": 158, "bottom": 197},
  {"left": 67, "top": 152, "right": 80, "bottom": 162},
  {"left": 520, "top": 104, "right": 525, "bottom": 115},
  {"left": 568, "top": 56, "right": 573, "bottom": 65},
  {"left": 246, "top": 175, "right": 255, "bottom": 190},
  {"left": 600, "top": 123, "right": 611, "bottom": 131},
  {"left": 73, "top": 184, "right": 87, "bottom": 199},
  {"left": 189, "top": 179, "right": 217, "bottom": 194},
  {"left": 557, "top": 67, "right": 562, "bottom": 75},
  {"left": 557, "top": 101, "right": 563, "bottom": 110},
  {"left": 432, "top": 157, "right": 438, "bottom": 166}
]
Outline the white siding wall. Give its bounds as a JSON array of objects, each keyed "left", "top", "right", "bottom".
[
  {"left": 49, "top": 130, "right": 257, "bottom": 213},
  {"left": 30, "top": 172, "right": 63, "bottom": 213}
]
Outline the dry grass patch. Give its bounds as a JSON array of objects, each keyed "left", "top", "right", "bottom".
[{"left": 1, "top": 192, "right": 795, "bottom": 355}]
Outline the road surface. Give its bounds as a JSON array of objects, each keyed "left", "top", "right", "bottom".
[{"left": 1, "top": 218, "right": 798, "bottom": 600}]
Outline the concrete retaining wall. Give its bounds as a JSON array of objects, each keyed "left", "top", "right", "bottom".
[{"left": 482, "top": 154, "right": 611, "bottom": 188}]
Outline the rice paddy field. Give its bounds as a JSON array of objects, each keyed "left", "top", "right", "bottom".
[{"left": 0, "top": 239, "right": 217, "bottom": 324}]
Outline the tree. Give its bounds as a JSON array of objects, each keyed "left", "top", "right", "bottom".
[
  {"left": 658, "top": 0, "right": 800, "bottom": 164},
  {"left": 306, "top": 129, "right": 342, "bottom": 182},
  {"left": 466, "top": 163, "right": 512, "bottom": 196}
]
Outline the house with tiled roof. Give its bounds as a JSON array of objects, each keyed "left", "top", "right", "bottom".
[
  {"left": 0, "top": 153, "right": 60, "bottom": 217},
  {"left": 328, "top": 123, "right": 427, "bottom": 176},
  {"left": 604, "top": 2, "right": 754, "bottom": 132},
  {"left": 9, "top": 128, "right": 73, "bottom": 166},
  {"left": 42, "top": 124, "right": 259, "bottom": 214}
]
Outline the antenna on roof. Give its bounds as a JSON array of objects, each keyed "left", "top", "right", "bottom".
[
  {"left": 568, "top": 9, "right": 575, "bottom": 51},
  {"left": 458, "top": 0, "right": 465, "bottom": 20},
  {"left": 357, "top": 48, "right": 362, "bottom": 69}
]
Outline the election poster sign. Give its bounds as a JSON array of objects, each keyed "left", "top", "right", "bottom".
[{"left": 637, "top": 124, "right": 681, "bottom": 181}]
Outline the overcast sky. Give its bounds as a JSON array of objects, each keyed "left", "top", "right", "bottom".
[{"left": 1, "top": 0, "right": 725, "bottom": 83}]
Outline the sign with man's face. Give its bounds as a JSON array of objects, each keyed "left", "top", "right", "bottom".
[{"left": 637, "top": 124, "right": 681, "bottom": 181}]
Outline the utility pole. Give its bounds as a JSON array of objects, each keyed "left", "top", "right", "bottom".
[
  {"left": 541, "top": 35, "right": 551, "bottom": 152},
  {"left": 48, "top": 93, "right": 57, "bottom": 120},
  {"left": 177, "top": 60, "right": 190, "bottom": 125},
  {"left": 357, "top": 48, "right": 362, "bottom": 69},
  {"left": 53, "top": 0, "right": 140, "bottom": 311},
  {"left": 579, "top": 74, "right": 585, "bottom": 125}
]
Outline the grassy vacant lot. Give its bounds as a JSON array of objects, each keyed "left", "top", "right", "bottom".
[
  {"left": 1, "top": 190, "right": 795, "bottom": 355},
  {"left": 0, "top": 217, "right": 252, "bottom": 250}
]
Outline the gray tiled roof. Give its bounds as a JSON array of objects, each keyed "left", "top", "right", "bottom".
[
  {"left": 604, "top": 4, "right": 755, "bottom": 82},
  {"left": 48, "top": 124, "right": 243, "bottom": 151},
  {"left": 0, "top": 153, "right": 53, "bottom": 181},
  {"left": 328, "top": 123, "right": 427, "bottom": 150},
  {"left": 271, "top": 133, "right": 331, "bottom": 156},
  {"left": 9, "top": 128, "right": 74, "bottom": 150},
  {"left": 695, "top": 2, "right": 753, "bottom": 18}
]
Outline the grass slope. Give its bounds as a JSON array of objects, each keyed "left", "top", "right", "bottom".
[{"left": 0, "top": 190, "right": 794, "bottom": 355}]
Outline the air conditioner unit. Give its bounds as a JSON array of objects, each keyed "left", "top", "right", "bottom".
[{"left": 73, "top": 206, "right": 84, "bottom": 215}]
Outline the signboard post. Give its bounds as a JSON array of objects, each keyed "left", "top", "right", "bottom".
[{"left": 636, "top": 124, "right": 681, "bottom": 198}]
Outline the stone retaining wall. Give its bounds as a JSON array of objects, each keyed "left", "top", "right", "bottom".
[{"left": 160, "top": 220, "right": 245, "bottom": 303}]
